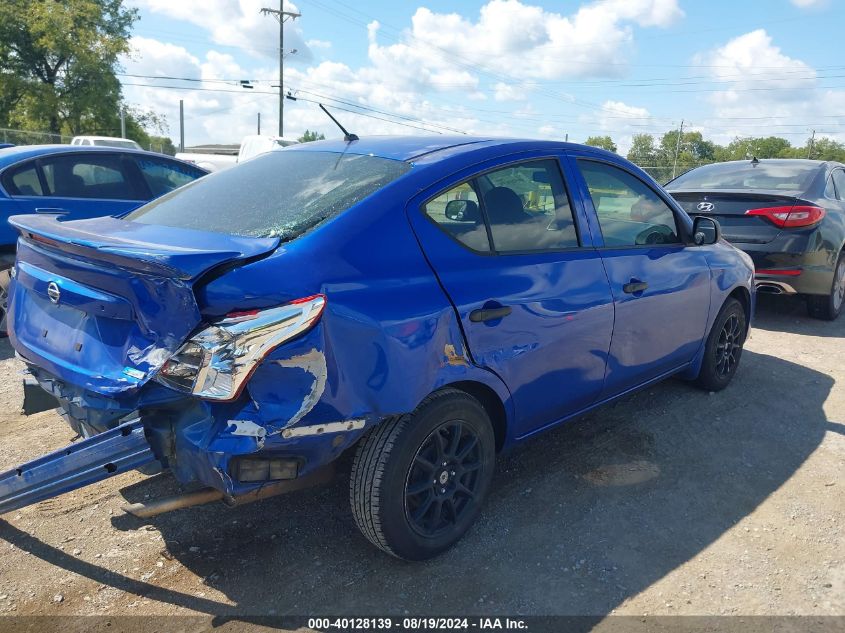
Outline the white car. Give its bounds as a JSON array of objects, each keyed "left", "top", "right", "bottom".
[
  {"left": 70, "top": 136, "right": 143, "bottom": 150},
  {"left": 237, "top": 135, "right": 298, "bottom": 163}
]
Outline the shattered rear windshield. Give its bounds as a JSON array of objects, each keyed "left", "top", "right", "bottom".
[{"left": 125, "top": 150, "right": 411, "bottom": 240}]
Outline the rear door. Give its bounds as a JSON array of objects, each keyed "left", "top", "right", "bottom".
[
  {"left": 17, "top": 152, "right": 146, "bottom": 220},
  {"left": 568, "top": 154, "right": 711, "bottom": 398},
  {"left": 407, "top": 154, "right": 614, "bottom": 438}
]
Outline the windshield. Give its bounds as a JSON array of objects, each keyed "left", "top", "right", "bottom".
[
  {"left": 126, "top": 150, "right": 411, "bottom": 240},
  {"left": 669, "top": 161, "right": 818, "bottom": 191}
]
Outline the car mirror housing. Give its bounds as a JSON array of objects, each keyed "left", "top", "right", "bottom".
[
  {"left": 693, "top": 215, "right": 721, "bottom": 246},
  {"left": 444, "top": 199, "right": 480, "bottom": 222}
]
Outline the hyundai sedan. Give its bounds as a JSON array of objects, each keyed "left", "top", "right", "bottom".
[{"left": 666, "top": 159, "right": 845, "bottom": 320}]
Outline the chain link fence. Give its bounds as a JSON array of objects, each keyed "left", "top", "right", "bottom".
[
  {"left": 636, "top": 163, "right": 713, "bottom": 185},
  {"left": 0, "top": 128, "right": 73, "bottom": 146}
]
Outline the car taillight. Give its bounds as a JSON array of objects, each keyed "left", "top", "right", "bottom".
[
  {"left": 155, "top": 295, "right": 325, "bottom": 401},
  {"left": 745, "top": 205, "right": 825, "bottom": 228}
]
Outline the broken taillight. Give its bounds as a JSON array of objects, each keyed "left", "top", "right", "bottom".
[{"left": 155, "top": 295, "right": 326, "bottom": 401}]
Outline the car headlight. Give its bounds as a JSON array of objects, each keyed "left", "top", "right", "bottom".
[{"left": 155, "top": 294, "right": 325, "bottom": 401}]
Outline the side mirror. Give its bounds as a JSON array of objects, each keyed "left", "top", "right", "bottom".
[
  {"left": 445, "top": 199, "right": 479, "bottom": 222},
  {"left": 692, "top": 215, "right": 721, "bottom": 246}
]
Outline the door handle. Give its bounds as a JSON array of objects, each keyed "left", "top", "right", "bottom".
[
  {"left": 35, "top": 208, "right": 69, "bottom": 214},
  {"left": 469, "top": 306, "right": 512, "bottom": 322},
  {"left": 623, "top": 280, "right": 649, "bottom": 294}
]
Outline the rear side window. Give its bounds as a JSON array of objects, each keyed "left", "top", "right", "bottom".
[
  {"left": 126, "top": 151, "right": 411, "bottom": 239},
  {"left": 4, "top": 163, "right": 43, "bottom": 196},
  {"left": 578, "top": 160, "right": 681, "bottom": 247},
  {"left": 833, "top": 170, "right": 845, "bottom": 201},
  {"left": 424, "top": 182, "right": 490, "bottom": 252},
  {"left": 40, "top": 154, "right": 141, "bottom": 200},
  {"left": 136, "top": 157, "right": 204, "bottom": 197}
]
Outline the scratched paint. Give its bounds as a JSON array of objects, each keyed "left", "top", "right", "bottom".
[{"left": 269, "top": 349, "right": 328, "bottom": 432}]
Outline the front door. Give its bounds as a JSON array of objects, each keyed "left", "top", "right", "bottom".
[
  {"left": 569, "top": 156, "right": 712, "bottom": 397},
  {"left": 407, "top": 155, "right": 614, "bottom": 438}
]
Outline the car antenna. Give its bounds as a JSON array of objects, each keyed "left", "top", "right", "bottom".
[{"left": 319, "top": 104, "right": 359, "bottom": 142}]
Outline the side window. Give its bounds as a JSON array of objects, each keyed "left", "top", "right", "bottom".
[
  {"left": 4, "top": 163, "right": 44, "bottom": 196},
  {"left": 825, "top": 174, "right": 837, "bottom": 199},
  {"left": 481, "top": 159, "right": 579, "bottom": 252},
  {"left": 832, "top": 170, "right": 845, "bottom": 202},
  {"left": 424, "top": 181, "right": 491, "bottom": 252},
  {"left": 136, "top": 157, "right": 203, "bottom": 197},
  {"left": 578, "top": 160, "right": 681, "bottom": 247},
  {"left": 40, "top": 154, "right": 140, "bottom": 200}
]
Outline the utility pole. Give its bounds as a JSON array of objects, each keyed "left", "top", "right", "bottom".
[
  {"left": 120, "top": 108, "right": 126, "bottom": 138},
  {"left": 672, "top": 119, "right": 684, "bottom": 179},
  {"left": 807, "top": 130, "right": 816, "bottom": 159},
  {"left": 261, "top": 2, "right": 300, "bottom": 137},
  {"left": 257, "top": 112, "right": 261, "bottom": 135},
  {"left": 179, "top": 100, "right": 185, "bottom": 153}
]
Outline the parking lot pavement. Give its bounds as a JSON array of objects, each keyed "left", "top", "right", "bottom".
[{"left": 0, "top": 295, "right": 842, "bottom": 619}]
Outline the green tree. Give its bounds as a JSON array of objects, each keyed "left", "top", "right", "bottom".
[
  {"left": 717, "top": 136, "right": 793, "bottom": 161},
  {"left": 298, "top": 129, "right": 326, "bottom": 143},
  {"left": 0, "top": 0, "right": 137, "bottom": 135},
  {"left": 584, "top": 135, "right": 617, "bottom": 153},
  {"left": 626, "top": 134, "right": 658, "bottom": 166},
  {"left": 804, "top": 136, "right": 845, "bottom": 162}
]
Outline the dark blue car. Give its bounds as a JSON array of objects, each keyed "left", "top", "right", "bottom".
[
  {"left": 0, "top": 145, "right": 208, "bottom": 330},
  {"left": 0, "top": 137, "right": 754, "bottom": 559}
]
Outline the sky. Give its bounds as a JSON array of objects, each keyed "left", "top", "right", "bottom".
[{"left": 120, "top": 0, "right": 845, "bottom": 154}]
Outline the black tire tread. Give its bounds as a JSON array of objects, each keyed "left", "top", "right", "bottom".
[
  {"left": 693, "top": 297, "right": 745, "bottom": 392},
  {"left": 806, "top": 251, "right": 844, "bottom": 321},
  {"left": 349, "top": 387, "right": 476, "bottom": 558}
]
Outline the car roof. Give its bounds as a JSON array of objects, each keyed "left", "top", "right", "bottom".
[
  {"left": 283, "top": 135, "right": 606, "bottom": 162},
  {"left": 0, "top": 144, "right": 206, "bottom": 171}
]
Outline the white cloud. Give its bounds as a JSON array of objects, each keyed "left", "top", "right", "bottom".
[
  {"left": 122, "top": 0, "right": 686, "bottom": 144},
  {"left": 694, "top": 30, "right": 845, "bottom": 145},
  {"left": 121, "top": 37, "right": 280, "bottom": 145},
  {"left": 585, "top": 100, "right": 653, "bottom": 154},
  {"left": 790, "top": 0, "right": 828, "bottom": 7},
  {"left": 131, "top": 0, "right": 313, "bottom": 62}
]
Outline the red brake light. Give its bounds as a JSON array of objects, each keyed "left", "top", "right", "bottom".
[
  {"left": 756, "top": 269, "right": 802, "bottom": 277},
  {"left": 745, "top": 205, "right": 825, "bottom": 228}
]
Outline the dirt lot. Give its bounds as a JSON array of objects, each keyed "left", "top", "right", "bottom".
[{"left": 0, "top": 295, "right": 842, "bottom": 624}]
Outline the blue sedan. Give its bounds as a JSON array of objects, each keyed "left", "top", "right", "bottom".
[
  {"left": 0, "top": 137, "right": 753, "bottom": 559},
  {"left": 0, "top": 144, "right": 208, "bottom": 330}
]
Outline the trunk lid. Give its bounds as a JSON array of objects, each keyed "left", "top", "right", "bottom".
[
  {"left": 668, "top": 190, "right": 801, "bottom": 244},
  {"left": 8, "top": 215, "right": 279, "bottom": 395}
]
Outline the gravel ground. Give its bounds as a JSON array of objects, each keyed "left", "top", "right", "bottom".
[{"left": 0, "top": 295, "right": 842, "bottom": 624}]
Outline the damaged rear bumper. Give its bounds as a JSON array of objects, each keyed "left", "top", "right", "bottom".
[
  {"left": 1, "top": 361, "right": 375, "bottom": 515},
  {"left": 0, "top": 418, "right": 158, "bottom": 514}
]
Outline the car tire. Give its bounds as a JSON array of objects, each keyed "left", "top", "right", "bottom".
[
  {"left": 349, "top": 388, "right": 496, "bottom": 560},
  {"left": 0, "top": 265, "right": 11, "bottom": 338},
  {"left": 693, "top": 297, "right": 746, "bottom": 392},
  {"left": 806, "top": 252, "right": 845, "bottom": 321}
]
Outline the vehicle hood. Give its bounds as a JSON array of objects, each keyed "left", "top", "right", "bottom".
[{"left": 8, "top": 215, "right": 279, "bottom": 395}]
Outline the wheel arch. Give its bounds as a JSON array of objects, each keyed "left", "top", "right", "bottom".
[
  {"left": 436, "top": 380, "right": 509, "bottom": 452},
  {"left": 728, "top": 285, "right": 752, "bottom": 334}
]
